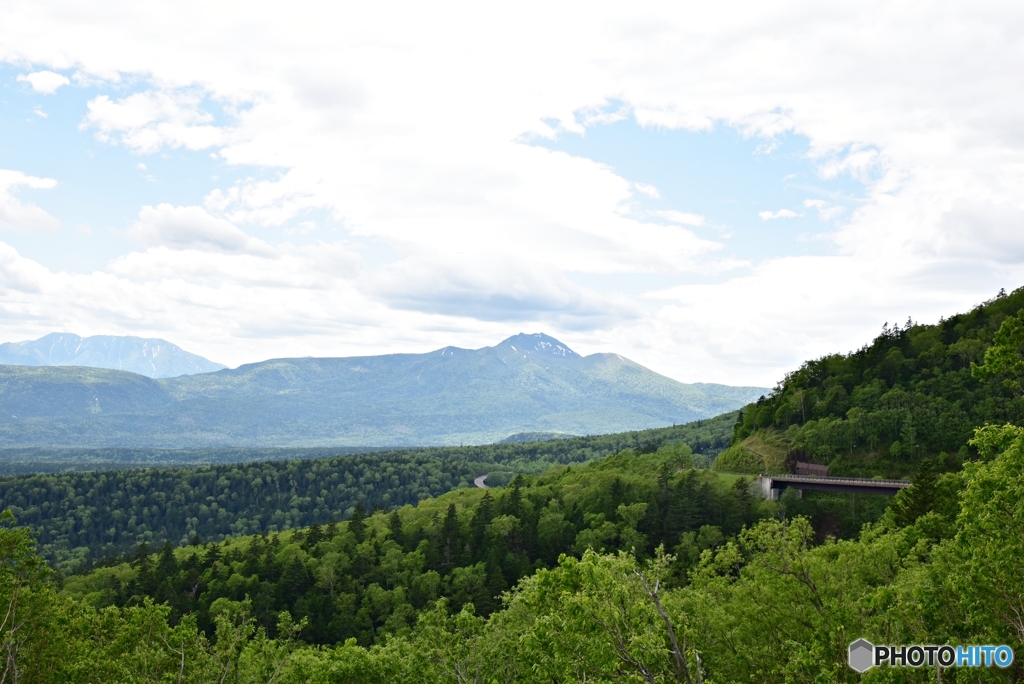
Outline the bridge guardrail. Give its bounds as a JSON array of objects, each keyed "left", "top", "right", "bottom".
[{"left": 768, "top": 474, "right": 912, "bottom": 486}]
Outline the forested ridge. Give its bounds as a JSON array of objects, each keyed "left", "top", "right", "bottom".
[
  {"left": 0, "top": 445, "right": 377, "bottom": 475},
  {"left": 719, "top": 286, "right": 1024, "bottom": 477},
  {"left": 0, "top": 414, "right": 735, "bottom": 572},
  {"left": 0, "top": 332, "right": 765, "bottom": 448}
]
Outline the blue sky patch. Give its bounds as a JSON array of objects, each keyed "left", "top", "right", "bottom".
[
  {"left": 532, "top": 117, "right": 871, "bottom": 265},
  {"left": 0, "top": 66, "right": 287, "bottom": 271}
]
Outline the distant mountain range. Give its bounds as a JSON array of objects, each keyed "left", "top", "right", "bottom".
[
  {"left": 0, "top": 333, "right": 225, "bottom": 378},
  {"left": 0, "top": 332, "right": 767, "bottom": 447}
]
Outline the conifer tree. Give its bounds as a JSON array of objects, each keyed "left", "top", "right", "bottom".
[
  {"left": 440, "top": 504, "right": 461, "bottom": 568},
  {"left": 156, "top": 541, "right": 178, "bottom": 580},
  {"left": 893, "top": 457, "right": 937, "bottom": 526},
  {"left": 470, "top": 492, "right": 493, "bottom": 561},
  {"left": 504, "top": 476, "right": 524, "bottom": 519},
  {"left": 388, "top": 511, "right": 404, "bottom": 547},
  {"left": 349, "top": 503, "right": 366, "bottom": 543},
  {"left": 303, "top": 522, "right": 323, "bottom": 550}
]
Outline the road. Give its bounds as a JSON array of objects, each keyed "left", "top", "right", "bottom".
[{"left": 474, "top": 474, "right": 488, "bottom": 488}]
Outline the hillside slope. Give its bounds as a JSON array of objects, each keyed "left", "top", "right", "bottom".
[
  {"left": 0, "top": 333, "right": 765, "bottom": 448},
  {"left": 727, "top": 287, "right": 1024, "bottom": 476}
]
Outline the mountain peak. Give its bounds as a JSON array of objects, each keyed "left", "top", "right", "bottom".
[
  {"left": 0, "top": 333, "right": 225, "bottom": 378},
  {"left": 498, "top": 333, "right": 580, "bottom": 358}
]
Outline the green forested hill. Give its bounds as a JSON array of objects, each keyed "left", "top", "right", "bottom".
[
  {"left": 0, "top": 413, "right": 736, "bottom": 571},
  {"left": 0, "top": 365, "right": 172, "bottom": 417},
  {"left": 0, "top": 333, "right": 765, "bottom": 448},
  {"left": 719, "top": 287, "right": 1024, "bottom": 476}
]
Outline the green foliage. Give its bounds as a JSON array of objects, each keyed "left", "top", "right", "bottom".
[
  {"left": 946, "top": 425, "right": 1024, "bottom": 646},
  {"left": 491, "top": 549, "right": 698, "bottom": 682},
  {"left": 710, "top": 443, "right": 763, "bottom": 474},
  {"left": 713, "top": 431, "right": 789, "bottom": 474},
  {"left": 891, "top": 457, "right": 939, "bottom": 527},
  {"left": 63, "top": 442, "right": 775, "bottom": 650},
  {"left": 6, "top": 420, "right": 1024, "bottom": 680},
  {"left": 731, "top": 288, "right": 1024, "bottom": 477},
  {"left": 973, "top": 309, "right": 1024, "bottom": 393},
  {"left": 0, "top": 414, "right": 738, "bottom": 571}
]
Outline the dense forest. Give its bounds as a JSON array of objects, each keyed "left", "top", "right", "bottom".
[
  {"left": 717, "top": 287, "right": 1024, "bottom": 477},
  {"left": 0, "top": 420, "right": 1018, "bottom": 682},
  {"left": 63, "top": 442, "right": 771, "bottom": 646},
  {"left": 0, "top": 414, "right": 735, "bottom": 572}
]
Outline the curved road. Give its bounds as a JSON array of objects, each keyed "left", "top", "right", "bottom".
[{"left": 474, "top": 474, "right": 488, "bottom": 488}]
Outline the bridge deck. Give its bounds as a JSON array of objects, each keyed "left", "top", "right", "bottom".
[{"left": 757, "top": 474, "right": 912, "bottom": 499}]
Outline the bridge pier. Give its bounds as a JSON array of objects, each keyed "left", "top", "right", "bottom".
[{"left": 757, "top": 476, "right": 800, "bottom": 500}]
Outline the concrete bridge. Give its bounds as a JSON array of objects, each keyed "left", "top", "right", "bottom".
[{"left": 757, "top": 474, "right": 912, "bottom": 500}]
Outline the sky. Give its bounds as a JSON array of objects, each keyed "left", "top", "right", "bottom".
[{"left": 0, "top": 1, "right": 1023, "bottom": 387}]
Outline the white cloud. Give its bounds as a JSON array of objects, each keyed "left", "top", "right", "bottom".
[
  {"left": 930, "top": 201, "right": 1024, "bottom": 264},
  {"left": 127, "top": 204, "right": 276, "bottom": 256},
  {"left": 0, "top": 170, "right": 60, "bottom": 232},
  {"left": 1, "top": 3, "right": 1024, "bottom": 384},
  {"left": 818, "top": 145, "right": 880, "bottom": 183},
  {"left": 651, "top": 210, "right": 705, "bottom": 226},
  {"left": 803, "top": 199, "right": 845, "bottom": 220},
  {"left": 633, "top": 182, "right": 660, "bottom": 198},
  {"left": 82, "top": 91, "right": 227, "bottom": 154},
  {"left": 0, "top": 240, "right": 302, "bottom": 341},
  {"left": 635, "top": 253, "right": 1007, "bottom": 385},
  {"left": 16, "top": 70, "right": 68, "bottom": 94},
  {"left": 759, "top": 209, "right": 799, "bottom": 220},
  {"left": 0, "top": 239, "right": 532, "bottom": 369},
  {"left": 369, "top": 252, "right": 638, "bottom": 326},
  {"left": 284, "top": 220, "right": 318, "bottom": 236}
]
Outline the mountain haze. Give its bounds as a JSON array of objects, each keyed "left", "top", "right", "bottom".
[
  {"left": 0, "top": 333, "right": 766, "bottom": 448},
  {"left": 0, "top": 333, "right": 225, "bottom": 378}
]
